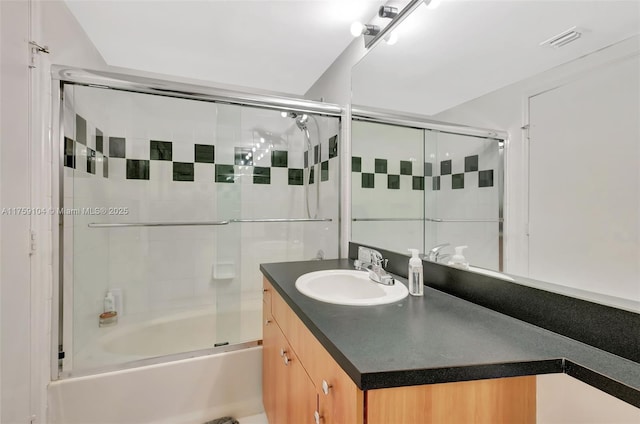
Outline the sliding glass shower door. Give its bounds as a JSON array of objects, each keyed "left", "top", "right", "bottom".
[
  {"left": 60, "top": 84, "right": 340, "bottom": 375},
  {"left": 351, "top": 119, "right": 503, "bottom": 270}
]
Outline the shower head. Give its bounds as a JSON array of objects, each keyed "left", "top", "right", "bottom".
[
  {"left": 282, "top": 111, "right": 309, "bottom": 131},
  {"left": 295, "top": 114, "right": 309, "bottom": 131}
]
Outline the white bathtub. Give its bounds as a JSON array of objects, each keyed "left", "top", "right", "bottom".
[
  {"left": 51, "top": 305, "right": 264, "bottom": 423},
  {"left": 49, "top": 346, "right": 264, "bottom": 424},
  {"left": 73, "top": 304, "right": 262, "bottom": 370}
]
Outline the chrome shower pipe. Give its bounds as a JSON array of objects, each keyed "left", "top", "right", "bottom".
[{"left": 286, "top": 111, "right": 321, "bottom": 219}]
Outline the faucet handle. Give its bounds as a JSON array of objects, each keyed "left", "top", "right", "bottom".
[
  {"left": 370, "top": 250, "right": 383, "bottom": 266},
  {"left": 430, "top": 243, "right": 450, "bottom": 253}
]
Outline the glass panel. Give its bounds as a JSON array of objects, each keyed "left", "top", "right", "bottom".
[
  {"left": 351, "top": 121, "right": 424, "bottom": 253},
  {"left": 350, "top": 119, "right": 502, "bottom": 269},
  {"left": 424, "top": 131, "right": 501, "bottom": 269},
  {"left": 61, "top": 84, "right": 340, "bottom": 374}
]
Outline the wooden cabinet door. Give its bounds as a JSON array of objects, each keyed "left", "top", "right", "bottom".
[
  {"left": 314, "top": 344, "right": 363, "bottom": 424},
  {"left": 263, "top": 287, "right": 317, "bottom": 423},
  {"left": 283, "top": 336, "right": 317, "bottom": 424},
  {"left": 262, "top": 304, "right": 278, "bottom": 424}
]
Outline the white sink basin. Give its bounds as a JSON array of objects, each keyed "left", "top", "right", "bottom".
[{"left": 295, "top": 270, "right": 409, "bottom": 306}]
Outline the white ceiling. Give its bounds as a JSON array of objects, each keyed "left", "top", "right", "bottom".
[
  {"left": 352, "top": 0, "right": 640, "bottom": 115},
  {"left": 64, "top": 0, "right": 387, "bottom": 96}
]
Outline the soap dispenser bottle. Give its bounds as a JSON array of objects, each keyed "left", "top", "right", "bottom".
[
  {"left": 99, "top": 290, "right": 118, "bottom": 327},
  {"left": 448, "top": 246, "right": 469, "bottom": 269},
  {"left": 104, "top": 291, "right": 115, "bottom": 313},
  {"left": 408, "top": 249, "right": 424, "bottom": 296}
]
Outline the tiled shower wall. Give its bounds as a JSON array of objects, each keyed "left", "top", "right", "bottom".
[
  {"left": 424, "top": 131, "right": 500, "bottom": 269},
  {"left": 351, "top": 121, "right": 424, "bottom": 253},
  {"left": 351, "top": 120, "right": 500, "bottom": 268},
  {"left": 63, "top": 85, "right": 340, "bottom": 370}
]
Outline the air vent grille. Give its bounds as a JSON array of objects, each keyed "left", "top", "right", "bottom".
[{"left": 540, "top": 26, "right": 582, "bottom": 48}]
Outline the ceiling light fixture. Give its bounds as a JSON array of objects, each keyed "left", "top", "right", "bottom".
[
  {"left": 358, "top": 0, "right": 426, "bottom": 49},
  {"left": 350, "top": 22, "right": 381, "bottom": 37},
  {"left": 378, "top": 5, "right": 398, "bottom": 19}
]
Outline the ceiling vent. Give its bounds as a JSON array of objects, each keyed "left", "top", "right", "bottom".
[{"left": 540, "top": 26, "right": 582, "bottom": 48}]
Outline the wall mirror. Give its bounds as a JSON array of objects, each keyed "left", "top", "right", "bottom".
[{"left": 350, "top": 0, "right": 640, "bottom": 311}]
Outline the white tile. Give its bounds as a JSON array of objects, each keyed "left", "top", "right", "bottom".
[
  {"left": 127, "top": 138, "right": 149, "bottom": 160},
  {"left": 108, "top": 158, "right": 126, "bottom": 181},
  {"left": 172, "top": 141, "right": 194, "bottom": 163}
]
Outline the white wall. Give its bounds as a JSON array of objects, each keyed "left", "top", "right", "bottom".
[
  {"left": 537, "top": 374, "right": 640, "bottom": 423},
  {"left": 305, "top": 38, "right": 367, "bottom": 105},
  {"left": 1, "top": 2, "right": 35, "bottom": 424},
  {"left": 0, "top": 1, "right": 110, "bottom": 422},
  {"left": 526, "top": 54, "right": 638, "bottom": 300}
]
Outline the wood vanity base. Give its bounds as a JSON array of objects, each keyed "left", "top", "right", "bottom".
[
  {"left": 367, "top": 376, "right": 536, "bottom": 424},
  {"left": 263, "top": 277, "right": 536, "bottom": 424}
]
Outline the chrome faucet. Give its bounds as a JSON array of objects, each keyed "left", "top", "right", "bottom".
[
  {"left": 427, "top": 243, "right": 450, "bottom": 262},
  {"left": 356, "top": 247, "right": 395, "bottom": 285}
]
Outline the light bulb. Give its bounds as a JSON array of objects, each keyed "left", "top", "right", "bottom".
[
  {"left": 384, "top": 32, "right": 398, "bottom": 45},
  {"left": 425, "top": 0, "right": 442, "bottom": 9},
  {"left": 280, "top": 111, "right": 288, "bottom": 118},
  {"left": 350, "top": 22, "right": 365, "bottom": 37},
  {"left": 260, "top": 137, "right": 265, "bottom": 143}
]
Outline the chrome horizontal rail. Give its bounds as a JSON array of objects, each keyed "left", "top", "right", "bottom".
[
  {"left": 88, "top": 221, "right": 230, "bottom": 228},
  {"left": 53, "top": 66, "right": 343, "bottom": 117},
  {"left": 353, "top": 218, "right": 503, "bottom": 223},
  {"left": 351, "top": 105, "right": 508, "bottom": 140},
  {"left": 353, "top": 218, "right": 423, "bottom": 222},
  {"left": 231, "top": 218, "right": 332, "bottom": 223},
  {"left": 88, "top": 218, "right": 333, "bottom": 228},
  {"left": 427, "top": 218, "right": 504, "bottom": 223}
]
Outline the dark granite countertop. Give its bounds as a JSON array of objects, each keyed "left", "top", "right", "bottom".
[{"left": 260, "top": 259, "right": 640, "bottom": 407}]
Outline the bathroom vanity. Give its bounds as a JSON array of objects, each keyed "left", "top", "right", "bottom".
[
  {"left": 262, "top": 276, "right": 534, "bottom": 424},
  {"left": 260, "top": 259, "right": 639, "bottom": 424}
]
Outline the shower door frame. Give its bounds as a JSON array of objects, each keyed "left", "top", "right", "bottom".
[
  {"left": 50, "top": 66, "right": 345, "bottom": 380},
  {"left": 350, "top": 105, "right": 507, "bottom": 271}
]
